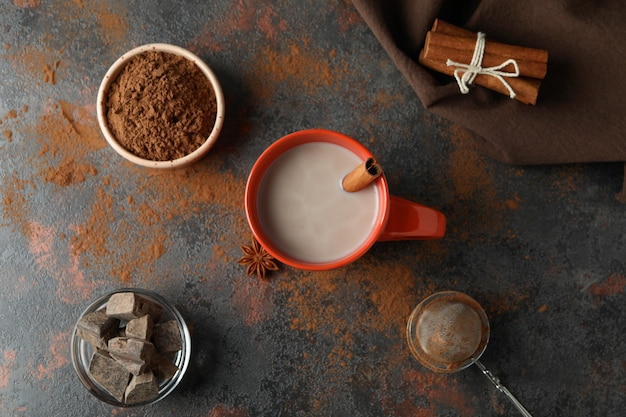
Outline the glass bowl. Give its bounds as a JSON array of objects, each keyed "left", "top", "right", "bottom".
[{"left": 70, "top": 288, "right": 191, "bottom": 407}]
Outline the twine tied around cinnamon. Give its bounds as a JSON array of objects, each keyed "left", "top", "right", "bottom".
[{"left": 446, "top": 32, "right": 520, "bottom": 99}]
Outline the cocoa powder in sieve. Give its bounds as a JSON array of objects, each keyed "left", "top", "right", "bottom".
[{"left": 105, "top": 51, "right": 217, "bottom": 161}]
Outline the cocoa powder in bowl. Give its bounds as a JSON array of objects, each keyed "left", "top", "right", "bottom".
[{"left": 105, "top": 51, "right": 217, "bottom": 161}]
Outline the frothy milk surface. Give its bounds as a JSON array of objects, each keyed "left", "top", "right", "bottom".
[{"left": 257, "top": 142, "right": 380, "bottom": 264}]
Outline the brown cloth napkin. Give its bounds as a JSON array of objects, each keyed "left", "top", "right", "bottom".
[{"left": 351, "top": 0, "right": 626, "bottom": 202}]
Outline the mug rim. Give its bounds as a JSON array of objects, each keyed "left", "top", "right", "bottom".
[{"left": 244, "top": 129, "right": 390, "bottom": 271}]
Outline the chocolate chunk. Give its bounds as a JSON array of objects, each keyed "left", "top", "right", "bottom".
[
  {"left": 124, "top": 371, "right": 159, "bottom": 405},
  {"left": 108, "top": 337, "right": 155, "bottom": 362},
  {"left": 105, "top": 292, "right": 164, "bottom": 321},
  {"left": 108, "top": 337, "right": 156, "bottom": 376},
  {"left": 88, "top": 350, "right": 131, "bottom": 403},
  {"left": 76, "top": 310, "right": 120, "bottom": 349},
  {"left": 77, "top": 310, "right": 119, "bottom": 335},
  {"left": 110, "top": 354, "right": 150, "bottom": 376},
  {"left": 152, "top": 320, "right": 183, "bottom": 353},
  {"left": 150, "top": 352, "right": 180, "bottom": 380},
  {"left": 76, "top": 328, "right": 111, "bottom": 350},
  {"left": 125, "top": 314, "right": 154, "bottom": 340}
]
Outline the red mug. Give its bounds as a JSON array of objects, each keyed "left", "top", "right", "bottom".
[{"left": 244, "top": 129, "right": 446, "bottom": 270}]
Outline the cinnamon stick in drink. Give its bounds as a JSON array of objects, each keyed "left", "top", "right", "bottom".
[{"left": 342, "top": 157, "right": 382, "bottom": 192}]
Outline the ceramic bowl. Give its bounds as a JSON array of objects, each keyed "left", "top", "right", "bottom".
[
  {"left": 96, "top": 43, "right": 225, "bottom": 168},
  {"left": 70, "top": 288, "right": 191, "bottom": 407}
]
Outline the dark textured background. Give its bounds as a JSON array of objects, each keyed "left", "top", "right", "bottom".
[{"left": 0, "top": 1, "right": 624, "bottom": 416}]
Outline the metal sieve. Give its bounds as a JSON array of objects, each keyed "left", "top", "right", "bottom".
[{"left": 407, "top": 291, "right": 533, "bottom": 417}]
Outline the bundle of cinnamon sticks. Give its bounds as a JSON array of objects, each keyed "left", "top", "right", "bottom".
[{"left": 419, "top": 19, "right": 548, "bottom": 105}]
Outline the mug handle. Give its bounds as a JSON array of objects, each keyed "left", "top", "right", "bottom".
[{"left": 378, "top": 195, "right": 446, "bottom": 241}]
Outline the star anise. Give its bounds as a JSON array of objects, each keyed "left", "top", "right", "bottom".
[{"left": 238, "top": 237, "right": 278, "bottom": 280}]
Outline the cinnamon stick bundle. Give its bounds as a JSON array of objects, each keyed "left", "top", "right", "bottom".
[
  {"left": 424, "top": 32, "right": 548, "bottom": 79},
  {"left": 419, "top": 19, "right": 548, "bottom": 105}
]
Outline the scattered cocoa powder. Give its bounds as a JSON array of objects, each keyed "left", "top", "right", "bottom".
[
  {"left": 106, "top": 51, "right": 217, "bottom": 161},
  {"left": 12, "top": 0, "right": 42, "bottom": 7},
  {"left": 44, "top": 159, "right": 98, "bottom": 187},
  {"left": 586, "top": 274, "right": 626, "bottom": 297},
  {"left": 42, "top": 61, "right": 60, "bottom": 84},
  {"left": 1, "top": 44, "right": 64, "bottom": 87},
  {"left": 32, "top": 101, "right": 102, "bottom": 187},
  {"left": 248, "top": 39, "right": 349, "bottom": 102},
  {"left": 0, "top": 1, "right": 244, "bottom": 291},
  {"left": 208, "top": 404, "right": 249, "bottom": 417}
]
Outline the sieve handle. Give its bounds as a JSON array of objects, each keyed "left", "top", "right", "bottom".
[{"left": 473, "top": 359, "right": 533, "bottom": 417}]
